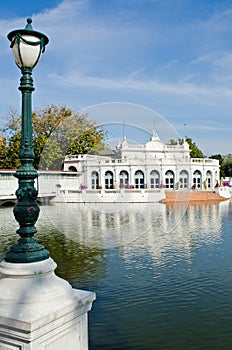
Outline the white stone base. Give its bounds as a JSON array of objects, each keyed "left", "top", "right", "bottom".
[{"left": 0, "top": 258, "right": 96, "bottom": 350}]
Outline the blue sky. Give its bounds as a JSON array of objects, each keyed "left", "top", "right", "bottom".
[{"left": 1, "top": 0, "right": 232, "bottom": 155}]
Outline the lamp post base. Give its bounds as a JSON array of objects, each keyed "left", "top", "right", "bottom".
[{"left": 0, "top": 258, "right": 95, "bottom": 350}]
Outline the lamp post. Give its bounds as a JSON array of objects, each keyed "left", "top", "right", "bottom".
[
  {"left": 0, "top": 18, "right": 95, "bottom": 349},
  {"left": 6, "top": 18, "right": 49, "bottom": 263}
]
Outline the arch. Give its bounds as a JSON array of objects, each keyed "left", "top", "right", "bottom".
[
  {"left": 179, "top": 170, "right": 189, "bottom": 189},
  {"left": 105, "top": 170, "right": 114, "bottom": 189},
  {"left": 91, "top": 171, "right": 99, "bottom": 189},
  {"left": 206, "top": 170, "right": 212, "bottom": 189},
  {"left": 135, "top": 170, "right": 144, "bottom": 189},
  {"left": 119, "top": 170, "right": 129, "bottom": 188},
  {"left": 165, "top": 170, "right": 175, "bottom": 189},
  {"left": 150, "top": 170, "right": 160, "bottom": 189},
  {"left": 68, "top": 166, "right": 77, "bottom": 172},
  {"left": 193, "top": 170, "right": 202, "bottom": 189}
]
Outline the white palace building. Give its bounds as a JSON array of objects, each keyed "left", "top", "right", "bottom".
[
  {"left": 63, "top": 129, "right": 220, "bottom": 195},
  {"left": 0, "top": 130, "right": 223, "bottom": 204}
]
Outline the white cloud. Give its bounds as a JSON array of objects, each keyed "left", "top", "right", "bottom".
[
  {"left": 49, "top": 68, "right": 232, "bottom": 101},
  {"left": 1, "top": 0, "right": 232, "bottom": 154}
]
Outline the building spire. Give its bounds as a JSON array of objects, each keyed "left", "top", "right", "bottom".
[
  {"left": 123, "top": 122, "right": 126, "bottom": 140},
  {"left": 151, "top": 118, "right": 159, "bottom": 140},
  {"left": 183, "top": 123, "right": 187, "bottom": 141}
]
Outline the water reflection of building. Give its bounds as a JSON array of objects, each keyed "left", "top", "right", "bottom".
[
  {"left": 42, "top": 201, "right": 229, "bottom": 262},
  {"left": 64, "top": 130, "right": 220, "bottom": 191}
]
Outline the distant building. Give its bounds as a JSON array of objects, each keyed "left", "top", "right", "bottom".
[{"left": 63, "top": 129, "right": 220, "bottom": 191}]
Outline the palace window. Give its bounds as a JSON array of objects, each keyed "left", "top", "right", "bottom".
[
  {"left": 206, "top": 170, "right": 212, "bottom": 189},
  {"left": 68, "top": 166, "right": 77, "bottom": 172},
  {"left": 105, "top": 171, "right": 114, "bottom": 189},
  {"left": 193, "top": 170, "right": 202, "bottom": 189},
  {"left": 91, "top": 171, "right": 99, "bottom": 189},
  {"left": 179, "top": 170, "right": 189, "bottom": 189},
  {"left": 135, "top": 170, "right": 144, "bottom": 189},
  {"left": 150, "top": 170, "right": 160, "bottom": 189},
  {"left": 165, "top": 170, "right": 175, "bottom": 189},
  {"left": 119, "top": 170, "right": 129, "bottom": 188}
]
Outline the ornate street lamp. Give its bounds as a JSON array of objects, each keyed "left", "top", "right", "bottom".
[
  {"left": 6, "top": 18, "right": 49, "bottom": 263},
  {"left": 0, "top": 20, "right": 95, "bottom": 349}
]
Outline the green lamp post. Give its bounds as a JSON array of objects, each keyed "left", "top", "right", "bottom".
[{"left": 5, "top": 18, "right": 49, "bottom": 263}]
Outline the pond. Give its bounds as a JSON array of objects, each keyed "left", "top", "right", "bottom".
[{"left": 0, "top": 200, "right": 232, "bottom": 350}]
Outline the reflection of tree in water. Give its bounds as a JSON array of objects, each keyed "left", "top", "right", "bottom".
[{"left": 36, "top": 229, "right": 107, "bottom": 290}]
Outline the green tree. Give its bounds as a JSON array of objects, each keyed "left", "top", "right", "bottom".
[
  {"left": 67, "top": 127, "right": 105, "bottom": 155},
  {"left": 209, "top": 154, "right": 225, "bottom": 178},
  {"left": 6, "top": 133, "right": 20, "bottom": 169},
  {"left": 34, "top": 105, "right": 106, "bottom": 169},
  {"left": 209, "top": 154, "right": 223, "bottom": 164},
  {"left": 1, "top": 105, "right": 106, "bottom": 170},
  {"left": 220, "top": 153, "right": 232, "bottom": 177},
  {"left": 168, "top": 138, "right": 178, "bottom": 145},
  {"left": 0, "top": 108, "right": 21, "bottom": 169},
  {"left": 185, "top": 137, "right": 204, "bottom": 158},
  {"left": 0, "top": 138, "right": 8, "bottom": 168}
]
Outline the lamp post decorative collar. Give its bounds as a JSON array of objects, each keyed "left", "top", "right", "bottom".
[{"left": 5, "top": 18, "right": 49, "bottom": 263}]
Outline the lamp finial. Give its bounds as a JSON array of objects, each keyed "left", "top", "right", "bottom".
[{"left": 25, "top": 18, "right": 33, "bottom": 31}]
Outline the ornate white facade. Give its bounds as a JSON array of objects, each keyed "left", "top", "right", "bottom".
[{"left": 63, "top": 130, "right": 220, "bottom": 191}]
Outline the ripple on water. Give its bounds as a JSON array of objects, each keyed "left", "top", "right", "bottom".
[{"left": 1, "top": 202, "right": 232, "bottom": 350}]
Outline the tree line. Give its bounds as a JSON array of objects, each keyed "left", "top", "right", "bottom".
[
  {"left": 0, "top": 105, "right": 106, "bottom": 170},
  {"left": 169, "top": 137, "right": 232, "bottom": 178},
  {"left": 183, "top": 138, "right": 232, "bottom": 178}
]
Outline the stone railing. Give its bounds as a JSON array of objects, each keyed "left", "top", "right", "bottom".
[{"left": 191, "top": 158, "right": 219, "bottom": 165}]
